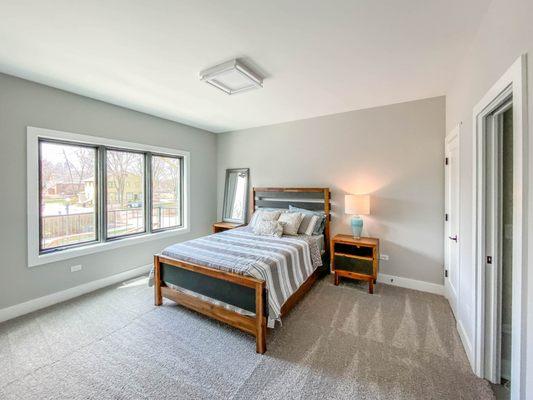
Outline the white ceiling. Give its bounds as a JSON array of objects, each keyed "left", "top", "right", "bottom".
[{"left": 0, "top": 0, "right": 491, "bottom": 133}]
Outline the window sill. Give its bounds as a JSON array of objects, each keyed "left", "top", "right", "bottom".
[{"left": 28, "top": 226, "right": 190, "bottom": 267}]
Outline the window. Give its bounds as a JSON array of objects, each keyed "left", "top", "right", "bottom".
[
  {"left": 28, "top": 127, "right": 189, "bottom": 267},
  {"left": 106, "top": 150, "right": 145, "bottom": 238},
  {"left": 151, "top": 155, "right": 182, "bottom": 231},
  {"left": 39, "top": 141, "right": 98, "bottom": 252}
]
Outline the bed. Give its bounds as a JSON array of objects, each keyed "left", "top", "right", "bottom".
[{"left": 153, "top": 187, "right": 330, "bottom": 353}]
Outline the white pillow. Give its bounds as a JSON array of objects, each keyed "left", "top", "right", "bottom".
[
  {"left": 253, "top": 220, "right": 284, "bottom": 237},
  {"left": 278, "top": 212, "right": 304, "bottom": 236},
  {"left": 249, "top": 210, "right": 282, "bottom": 227}
]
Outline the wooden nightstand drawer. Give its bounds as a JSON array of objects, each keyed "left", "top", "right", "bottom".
[
  {"left": 333, "top": 242, "right": 373, "bottom": 258},
  {"left": 334, "top": 255, "right": 373, "bottom": 275}
]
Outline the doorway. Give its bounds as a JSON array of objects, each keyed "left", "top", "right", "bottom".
[
  {"left": 500, "top": 108, "right": 513, "bottom": 388},
  {"left": 472, "top": 55, "right": 527, "bottom": 400},
  {"left": 483, "top": 100, "right": 513, "bottom": 396}
]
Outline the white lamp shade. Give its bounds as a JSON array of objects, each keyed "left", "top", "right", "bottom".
[{"left": 345, "top": 194, "right": 370, "bottom": 215}]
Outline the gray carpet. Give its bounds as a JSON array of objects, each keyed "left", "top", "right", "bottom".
[{"left": 0, "top": 275, "right": 494, "bottom": 399}]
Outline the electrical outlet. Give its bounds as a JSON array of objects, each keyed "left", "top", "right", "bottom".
[
  {"left": 379, "top": 254, "right": 389, "bottom": 261},
  {"left": 70, "top": 264, "right": 82, "bottom": 272}
]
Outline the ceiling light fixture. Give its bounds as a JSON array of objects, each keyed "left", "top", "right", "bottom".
[{"left": 199, "top": 59, "right": 263, "bottom": 95}]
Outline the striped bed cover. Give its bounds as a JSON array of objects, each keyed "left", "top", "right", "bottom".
[{"left": 159, "top": 227, "right": 323, "bottom": 327}]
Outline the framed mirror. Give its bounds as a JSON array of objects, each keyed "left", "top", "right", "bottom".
[{"left": 222, "top": 168, "right": 250, "bottom": 224}]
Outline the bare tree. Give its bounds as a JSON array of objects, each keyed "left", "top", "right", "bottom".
[
  {"left": 151, "top": 157, "right": 164, "bottom": 204},
  {"left": 153, "top": 157, "right": 180, "bottom": 204},
  {"left": 40, "top": 159, "right": 57, "bottom": 192},
  {"left": 166, "top": 158, "right": 180, "bottom": 203},
  {"left": 61, "top": 147, "right": 95, "bottom": 199},
  {"left": 106, "top": 151, "right": 141, "bottom": 207}
]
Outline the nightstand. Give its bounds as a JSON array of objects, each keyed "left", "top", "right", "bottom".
[
  {"left": 330, "top": 234, "right": 379, "bottom": 294},
  {"left": 212, "top": 221, "right": 243, "bottom": 233}
]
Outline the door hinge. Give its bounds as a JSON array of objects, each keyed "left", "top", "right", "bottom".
[
  {"left": 445, "top": 213, "right": 449, "bottom": 221},
  {"left": 487, "top": 256, "right": 492, "bottom": 264},
  {"left": 445, "top": 157, "right": 449, "bottom": 165},
  {"left": 444, "top": 269, "right": 448, "bottom": 278}
]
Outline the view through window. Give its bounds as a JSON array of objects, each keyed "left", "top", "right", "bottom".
[
  {"left": 39, "top": 141, "right": 97, "bottom": 250},
  {"left": 106, "top": 150, "right": 145, "bottom": 238},
  {"left": 152, "top": 155, "right": 181, "bottom": 230}
]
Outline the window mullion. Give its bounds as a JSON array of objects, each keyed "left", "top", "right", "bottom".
[
  {"left": 146, "top": 153, "right": 152, "bottom": 233},
  {"left": 99, "top": 146, "right": 107, "bottom": 242}
]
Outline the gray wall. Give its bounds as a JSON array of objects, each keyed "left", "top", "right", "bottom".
[
  {"left": 445, "top": 0, "right": 533, "bottom": 393},
  {"left": 217, "top": 97, "right": 445, "bottom": 285},
  {"left": 0, "top": 73, "right": 217, "bottom": 309}
]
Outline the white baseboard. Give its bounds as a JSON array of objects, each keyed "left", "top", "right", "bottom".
[
  {"left": 457, "top": 319, "right": 474, "bottom": 370},
  {"left": 377, "top": 273, "right": 444, "bottom": 296},
  {"left": 0, "top": 264, "right": 151, "bottom": 324},
  {"left": 2, "top": 268, "right": 443, "bottom": 323}
]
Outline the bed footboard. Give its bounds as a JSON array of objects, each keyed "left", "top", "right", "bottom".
[{"left": 154, "top": 255, "right": 268, "bottom": 353}]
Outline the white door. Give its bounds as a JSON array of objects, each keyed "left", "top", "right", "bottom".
[{"left": 445, "top": 126, "right": 460, "bottom": 318}]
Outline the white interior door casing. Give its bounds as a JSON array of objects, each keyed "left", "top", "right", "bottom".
[
  {"left": 445, "top": 125, "right": 461, "bottom": 318},
  {"left": 471, "top": 55, "right": 528, "bottom": 400}
]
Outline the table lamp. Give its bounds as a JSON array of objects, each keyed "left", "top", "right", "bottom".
[{"left": 345, "top": 194, "right": 370, "bottom": 239}]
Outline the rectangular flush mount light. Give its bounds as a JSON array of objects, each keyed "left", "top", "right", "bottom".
[{"left": 199, "top": 59, "right": 263, "bottom": 95}]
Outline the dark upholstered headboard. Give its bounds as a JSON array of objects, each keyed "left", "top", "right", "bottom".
[{"left": 252, "top": 187, "right": 331, "bottom": 251}]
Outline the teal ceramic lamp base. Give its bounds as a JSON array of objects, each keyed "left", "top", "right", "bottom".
[{"left": 351, "top": 215, "right": 363, "bottom": 238}]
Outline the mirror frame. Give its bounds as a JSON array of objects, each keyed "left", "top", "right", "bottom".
[{"left": 222, "top": 168, "right": 250, "bottom": 224}]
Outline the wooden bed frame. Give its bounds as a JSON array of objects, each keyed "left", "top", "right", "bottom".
[{"left": 153, "top": 187, "right": 330, "bottom": 353}]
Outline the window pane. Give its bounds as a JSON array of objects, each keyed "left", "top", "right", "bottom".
[
  {"left": 106, "top": 150, "right": 145, "bottom": 237},
  {"left": 152, "top": 155, "right": 181, "bottom": 230},
  {"left": 40, "top": 141, "right": 97, "bottom": 251}
]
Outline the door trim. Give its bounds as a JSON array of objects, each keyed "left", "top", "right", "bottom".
[{"left": 472, "top": 54, "right": 528, "bottom": 399}]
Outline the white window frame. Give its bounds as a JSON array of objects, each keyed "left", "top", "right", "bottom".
[{"left": 27, "top": 126, "right": 190, "bottom": 267}]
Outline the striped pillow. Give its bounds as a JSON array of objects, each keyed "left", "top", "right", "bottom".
[
  {"left": 298, "top": 214, "right": 320, "bottom": 235},
  {"left": 290, "top": 205, "right": 326, "bottom": 235}
]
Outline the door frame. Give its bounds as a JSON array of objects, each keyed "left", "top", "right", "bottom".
[
  {"left": 472, "top": 54, "right": 528, "bottom": 399},
  {"left": 444, "top": 124, "right": 461, "bottom": 317}
]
